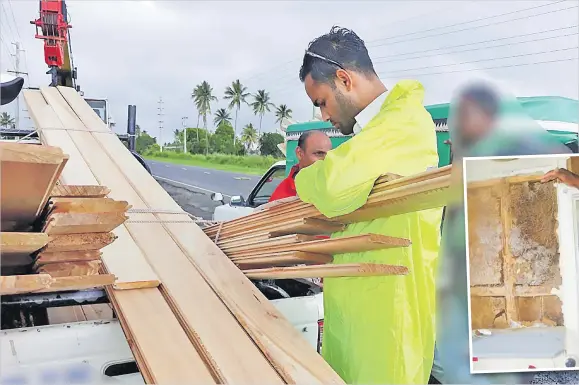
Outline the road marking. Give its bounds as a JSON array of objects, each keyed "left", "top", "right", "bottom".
[
  {"left": 153, "top": 175, "right": 232, "bottom": 198},
  {"left": 204, "top": 171, "right": 210, "bottom": 174},
  {"left": 181, "top": 167, "right": 187, "bottom": 170},
  {"left": 234, "top": 177, "right": 251, "bottom": 180}
]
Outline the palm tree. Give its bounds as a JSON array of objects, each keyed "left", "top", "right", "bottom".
[
  {"left": 191, "top": 84, "right": 203, "bottom": 143},
  {"left": 0, "top": 112, "right": 15, "bottom": 128},
  {"left": 241, "top": 123, "right": 258, "bottom": 152},
  {"left": 193, "top": 81, "right": 218, "bottom": 155},
  {"left": 214, "top": 108, "right": 232, "bottom": 127},
  {"left": 250, "top": 89, "right": 275, "bottom": 135},
  {"left": 274, "top": 104, "right": 293, "bottom": 130},
  {"left": 223, "top": 79, "right": 250, "bottom": 145}
]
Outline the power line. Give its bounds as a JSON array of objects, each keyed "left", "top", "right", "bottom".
[
  {"left": 374, "top": 31, "right": 578, "bottom": 65},
  {"left": 378, "top": 46, "right": 578, "bottom": 76},
  {"left": 367, "top": 0, "right": 568, "bottom": 46},
  {"left": 241, "top": 3, "right": 464, "bottom": 84},
  {"left": 373, "top": 25, "right": 578, "bottom": 61},
  {"left": 239, "top": 2, "right": 578, "bottom": 90},
  {"left": 5, "top": 0, "right": 21, "bottom": 40},
  {"left": 380, "top": 57, "right": 578, "bottom": 78},
  {"left": 369, "top": 4, "right": 578, "bottom": 48}
]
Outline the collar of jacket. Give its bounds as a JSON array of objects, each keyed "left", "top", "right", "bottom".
[
  {"left": 353, "top": 80, "right": 426, "bottom": 133},
  {"left": 290, "top": 164, "right": 300, "bottom": 179}
]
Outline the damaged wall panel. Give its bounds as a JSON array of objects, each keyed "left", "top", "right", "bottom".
[{"left": 468, "top": 177, "right": 564, "bottom": 330}]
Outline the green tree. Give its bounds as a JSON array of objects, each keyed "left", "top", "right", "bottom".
[
  {"left": 135, "top": 130, "right": 158, "bottom": 154},
  {"left": 250, "top": 89, "right": 275, "bottom": 134},
  {"left": 135, "top": 124, "right": 142, "bottom": 137},
  {"left": 185, "top": 127, "right": 210, "bottom": 154},
  {"left": 259, "top": 132, "right": 284, "bottom": 157},
  {"left": 211, "top": 122, "right": 235, "bottom": 154},
  {"left": 223, "top": 79, "right": 250, "bottom": 146},
  {"left": 274, "top": 104, "right": 293, "bottom": 130},
  {"left": 193, "top": 81, "right": 218, "bottom": 155},
  {"left": 241, "top": 123, "right": 258, "bottom": 153},
  {"left": 0, "top": 112, "right": 15, "bottom": 129},
  {"left": 213, "top": 108, "right": 232, "bottom": 128}
]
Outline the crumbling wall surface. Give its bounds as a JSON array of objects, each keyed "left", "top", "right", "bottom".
[
  {"left": 509, "top": 181, "right": 560, "bottom": 287},
  {"left": 467, "top": 186, "right": 503, "bottom": 286},
  {"left": 468, "top": 179, "right": 564, "bottom": 329}
]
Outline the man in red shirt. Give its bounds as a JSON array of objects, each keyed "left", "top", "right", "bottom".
[{"left": 269, "top": 130, "right": 332, "bottom": 202}]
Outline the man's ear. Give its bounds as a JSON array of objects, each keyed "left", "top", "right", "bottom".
[
  {"left": 296, "top": 146, "right": 303, "bottom": 162},
  {"left": 335, "top": 69, "right": 352, "bottom": 91}
]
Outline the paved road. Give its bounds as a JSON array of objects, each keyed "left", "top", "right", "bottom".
[{"left": 147, "top": 160, "right": 262, "bottom": 198}]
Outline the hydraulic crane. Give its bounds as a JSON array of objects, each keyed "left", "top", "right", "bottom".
[
  {"left": 26, "top": 0, "right": 152, "bottom": 173},
  {"left": 30, "top": 0, "right": 76, "bottom": 89}
]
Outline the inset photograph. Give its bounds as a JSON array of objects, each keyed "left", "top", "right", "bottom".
[{"left": 464, "top": 154, "right": 579, "bottom": 374}]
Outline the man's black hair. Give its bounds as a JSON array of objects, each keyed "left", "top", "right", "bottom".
[
  {"left": 299, "top": 26, "right": 377, "bottom": 86},
  {"left": 297, "top": 130, "right": 316, "bottom": 150}
]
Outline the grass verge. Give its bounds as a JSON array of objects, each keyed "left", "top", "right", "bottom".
[{"left": 144, "top": 152, "right": 283, "bottom": 175}]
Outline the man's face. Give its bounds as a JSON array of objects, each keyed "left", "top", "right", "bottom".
[
  {"left": 457, "top": 98, "right": 495, "bottom": 145},
  {"left": 304, "top": 74, "right": 358, "bottom": 135},
  {"left": 296, "top": 132, "right": 332, "bottom": 168}
]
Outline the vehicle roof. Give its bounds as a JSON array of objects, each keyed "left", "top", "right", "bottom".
[{"left": 273, "top": 160, "right": 286, "bottom": 167}]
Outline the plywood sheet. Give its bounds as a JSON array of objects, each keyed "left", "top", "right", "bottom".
[{"left": 467, "top": 186, "right": 503, "bottom": 286}]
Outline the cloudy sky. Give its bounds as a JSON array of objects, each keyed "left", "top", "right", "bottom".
[{"left": 1, "top": 0, "right": 578, "bottom": 143}]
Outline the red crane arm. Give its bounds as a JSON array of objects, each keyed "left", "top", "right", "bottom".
[{"left": 30, "top": 0, "right": 71, "bottom": 69}]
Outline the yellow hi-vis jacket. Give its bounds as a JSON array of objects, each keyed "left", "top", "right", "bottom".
[{"left": 295, "top": 80, "right": 442, "bottom": 384}]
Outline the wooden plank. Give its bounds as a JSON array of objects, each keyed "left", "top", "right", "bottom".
[
  {"left": 0, "top": 142, "right": 69, "bottom": 231},
  {"left": 229, "top": 234, "right": 411, "bottom": 259},
  {"left": 51, "top": 184, "right": 110, "bottom": 198},
  {"left": 49, "top": 197, "right": 130, "bottom": 214},
  {"left": 27, "top": 89, "right": 213, "bottom": 383},
  {"left": 90, "top": 112, "right": 344, "bottom": 383},
  {"left": 0, "top": 273, "right": 115, "bottom": 295},
  {"left": 243, "top": 263, "right": 409, "bottom": 279},
  {"left": 44, "top": 233, "right": 116, "bottom": 252},
  {"left": 470, "top": 285, "right": 556, "bottom": 297},
  {"left": 37, "top": 260, "right": 102, "bottom": 277},
  {"left": 269, "top": 218, "right": 346, "bottom": 237},
  {"left": 0, "top": 232, "right": 48, "bottom": 254},
  {"left": 44, "top": 87, "right": 284, "bottom": 383},
  {"left": 568, "top": 155, "right": 579, "bottom": 174},
  {"left": 43, "top": 212, "right": 128, "bottom": 235},
  {"left": 499, "top": 180, "right": 518, "bottom": 324},
  {"left": 35, "top": 250, "right": 102, "bottom": 265},
  {"left": 234, "top": 251, "right": 333, "bottom": 267},
  {"left": 467, "top": 173, "right": 544, "bottom": 190},
  {"left": 221, "top": 234, "right": 319, "bottom": 254}
]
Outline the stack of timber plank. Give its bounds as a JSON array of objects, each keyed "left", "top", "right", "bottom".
[
  {"left": 22, "top": 86, "right": 345, "bottom": 384},
  {"left": 0, "top": 142, "right": 118, "bottom": 296},
  {"left": 203, "top": 166, "right": 451, "bottom": 280}
]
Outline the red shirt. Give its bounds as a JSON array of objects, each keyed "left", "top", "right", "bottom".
[{"left": 269, "top": 165, "right": 299, "bottom": 202}]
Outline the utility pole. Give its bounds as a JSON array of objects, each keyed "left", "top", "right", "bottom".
[
  {"left": 8, "top": 42, "right": 28, "bottom": 130},
  {"left": 157, "top": 97, "right": 164, "bottom": 152},
  {"left": 182, "top": 116, "right": 188, "bottom": 154}
]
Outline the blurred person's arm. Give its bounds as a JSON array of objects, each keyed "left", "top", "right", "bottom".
[{"left": 541, "top": 168, "right": 579, "bottom": 188}]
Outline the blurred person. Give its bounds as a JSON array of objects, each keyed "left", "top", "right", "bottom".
[
  {"left": 436, "top": 82, "right": 575, "bottom": 385},
  {"left": 294, "top": 26, "right": 443, "bottom": 384},
  {"left": 268, "top": 130, "right": 331, "bottom": 202}
]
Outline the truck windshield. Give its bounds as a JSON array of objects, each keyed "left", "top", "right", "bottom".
[{"left": 85, "top": 99, "right": 107, "bottom": 124}]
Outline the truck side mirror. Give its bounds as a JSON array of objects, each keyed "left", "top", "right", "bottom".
[
  {"left": 211, "top": 192, "right": 224, "bottom": 204},
  {"left": 230, "top": 195, "right": 245, "bottom": 207}
]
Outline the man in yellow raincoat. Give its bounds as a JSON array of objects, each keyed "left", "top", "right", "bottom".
[{"left": 295, "top": 26, "right": 443, "bottom": 384}]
